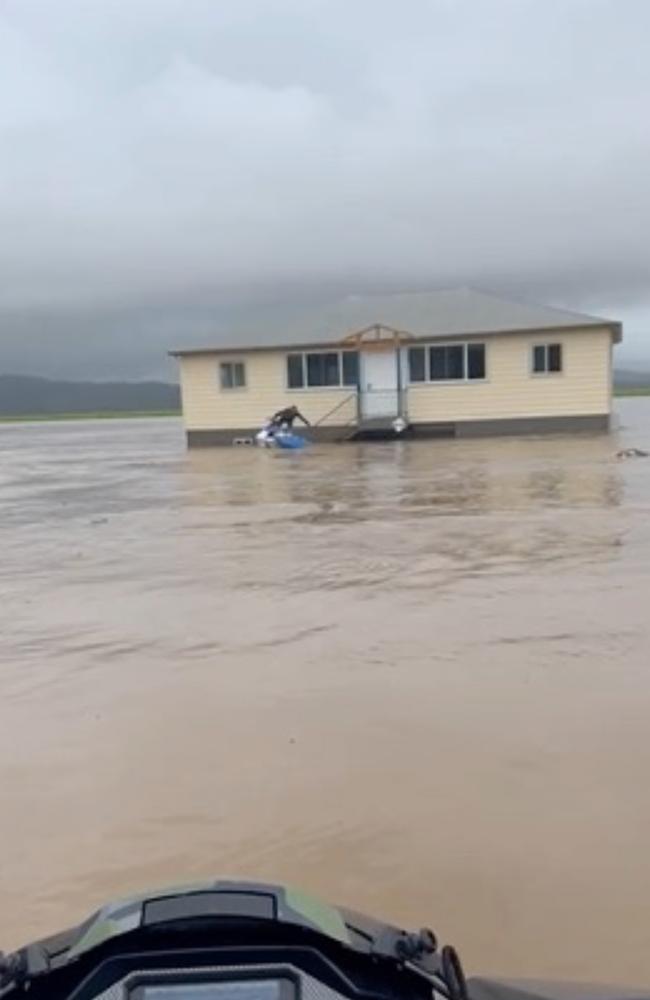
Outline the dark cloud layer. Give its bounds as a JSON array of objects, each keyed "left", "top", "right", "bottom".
[{"left": 1, "top": 0, "right": 649, "bottom": 377}]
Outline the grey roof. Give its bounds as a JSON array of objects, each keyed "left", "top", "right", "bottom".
[{"left": 170, "top": 287, "right": 622, "bottom": 355}]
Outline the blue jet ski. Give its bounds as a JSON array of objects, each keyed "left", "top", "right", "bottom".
[
  {"left": 273, "top": 432, "right": 308, "bottom": 450},
  {"left": 1, "top": 879, "right": 647, "bottom": 1000}
]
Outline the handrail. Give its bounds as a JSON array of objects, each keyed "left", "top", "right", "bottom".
[{"left": 312, "top": 391, "right": 358, "bottom": 427}]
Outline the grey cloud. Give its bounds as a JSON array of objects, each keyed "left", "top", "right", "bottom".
[{"left": 1, "top": 0, "right": 649, "bottom": 377}]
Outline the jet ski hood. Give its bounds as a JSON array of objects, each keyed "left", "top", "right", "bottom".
[{"left": 0, "top": 880, "right": 647, "bottom": 1000}]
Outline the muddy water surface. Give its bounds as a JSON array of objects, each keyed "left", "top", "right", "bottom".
[{"left": 1, "top": 401, "right": 650, "bottom": 983}]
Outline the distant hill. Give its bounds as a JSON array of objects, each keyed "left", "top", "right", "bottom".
[
  {"left": 614, "top": 369, "right": 650, "bottom": 388},
  {"left": 0, "top": 374, "right": 180, "bottom": 417},
  {"left": 1, "top": 369, "right": 647, "bottom": 418}
]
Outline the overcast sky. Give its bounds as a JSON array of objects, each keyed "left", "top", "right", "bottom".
[{"left": 1, "top": 0, "right": 649, "bottom": 379}]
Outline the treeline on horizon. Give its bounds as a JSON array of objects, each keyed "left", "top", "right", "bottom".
[{"left": 0, "top": 374, "right": 180, "bottom": 416}]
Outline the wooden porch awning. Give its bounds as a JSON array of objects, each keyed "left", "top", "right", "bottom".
[{"left": 340, "top": 324, "right": 416, "bottom": 348}]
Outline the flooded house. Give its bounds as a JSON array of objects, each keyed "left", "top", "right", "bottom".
[{"left": 171, "top": 288, "right": 622, "bottom": 446}]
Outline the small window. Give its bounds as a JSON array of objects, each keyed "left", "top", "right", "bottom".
[
  {"left": 287, "top": 354, "right": 304, "bottom": 389},
  {"left": 430, "top": 347, "right": 444, "bottom": 380},
  {"left": 307, "top": 352, "right": 340, "bottom": 387},
  {"left": 408, "top": 347, "right": 426, "bottom": 382},
  {"left": 533, "top": 345, "right": 546, "bottom": 373},
  {"left": 220, "top": 361, "right": 246, "bottom": 389},
  {"left": 430, "top": 345, "right": 464, "bottom": 381},
  {"left": 548, "top": 343, "right": 562, "bottom": 372},
  {"left": 532, "top": 343, "right": 563, "bottom": 374},
  {"left": 467, "top": 344, "right": 486, "bottom": 380},
  {"left": 342, "top": 351, "right": 360, "bottom": 386}
]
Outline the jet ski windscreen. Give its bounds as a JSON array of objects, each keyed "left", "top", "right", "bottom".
[{"left": 139, "top": 979, "right": 292, "bottom": 1000}]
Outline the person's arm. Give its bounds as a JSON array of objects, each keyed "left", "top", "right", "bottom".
[{"left": 296, "top": 410, "right": 310, "bottom": 426}]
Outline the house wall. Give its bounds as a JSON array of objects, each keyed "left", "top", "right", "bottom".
[
  {"left": 177, "top": 326, "right": 614, "bottom": 438},
  {"left": 404, "top": 327, "right": 613, "bottom": 424},
  {"left": 179, "top": 351, "right": 357, "bottom": 431}
]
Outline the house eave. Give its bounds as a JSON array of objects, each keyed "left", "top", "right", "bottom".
[{"left": 169, "top": 320, "right": 622, "bottom": 358}]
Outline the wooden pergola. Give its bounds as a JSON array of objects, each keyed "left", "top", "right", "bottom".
[{"left": 339, "top": 324, "right": 416, "bottom": 348}]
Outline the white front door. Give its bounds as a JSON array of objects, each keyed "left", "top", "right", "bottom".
[{"left": 361, "top": 348, "right": 399, "bottom": 418}]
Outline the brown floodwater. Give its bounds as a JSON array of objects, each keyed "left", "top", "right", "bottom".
[{"left": 1, "top": 400, "right": 650, "bottom": 984}]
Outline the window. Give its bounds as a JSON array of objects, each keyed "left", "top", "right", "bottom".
[
  {"left": 430, "top": 345, "right": 464, "bottom": 380},
  {"left": 341, "top": 351, "right": 360, "bottom": 387},
  {"left": 532, "top": 343, "right": 562, "bottom": 374},
  {"left": 408, "top": 343, "right": 486, "bottom": 382},
  {"left": 287, "top": 354, "right": 304, "bottom": 389},
  {"left": 548, "top": 343, "right": 562, "bottom": 372},
  {"left": 307, "top": 352, "right": 340, "bottom": 387},
  {"left": 220, "top": 361, "right": 246, "bottom": 389},
  {"left": 467, "top": 343, "right": 486, "bottom": 380},
  {"left": 286, "top": 351, "right": 359, "bottom": 389},
  {"left": 408, "top": 347, "right": 426, "bottom": 382}
]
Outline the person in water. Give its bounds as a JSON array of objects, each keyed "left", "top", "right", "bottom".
[{"left": 270, "top": 405, "right": 311, "bottom": 430}]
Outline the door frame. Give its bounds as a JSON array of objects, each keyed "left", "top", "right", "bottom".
[{"left": 359, "top": 345, "right": 401, "bottom": 418}]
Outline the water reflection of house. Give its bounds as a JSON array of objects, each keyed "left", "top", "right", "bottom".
[{"left": 170, "top": 289, "right": 622, "bottom": 447}]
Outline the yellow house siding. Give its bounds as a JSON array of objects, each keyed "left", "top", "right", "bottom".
[
  {"left": 406, "top": 328, "right": 613, "bottom": 424},
  {"left": 179, "top": 351, "right": 357, "bottom": 430},
  {"left": 178, "top": 326, "right": 614, "bottom": 432}
]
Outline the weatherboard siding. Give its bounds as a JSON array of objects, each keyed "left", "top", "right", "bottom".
[
  {"left": 178, "top": 326, "right": 613, "bottom": 434},
  {"left": 179, "top": 352, "right": 357, "bottom": 430},
  {"left": 406, "top": 327, "right": 612, "bottom": 424}
]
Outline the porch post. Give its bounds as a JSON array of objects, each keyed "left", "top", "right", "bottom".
[{"left": 395, "top": 333, "right": 403, "bottom": 418}]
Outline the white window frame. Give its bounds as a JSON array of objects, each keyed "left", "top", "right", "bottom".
[
  {"left": 531, "top": 342, "right": 563, "bottom": 376},
  {"left": 407, "top": 342, "right": 487, "bottom": 384},
  {"left": 286, "top": 350, "right": 360, "bottom": 391},
  {"left": 219, "top": 359, "right": 247, "bottom": 391}
]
